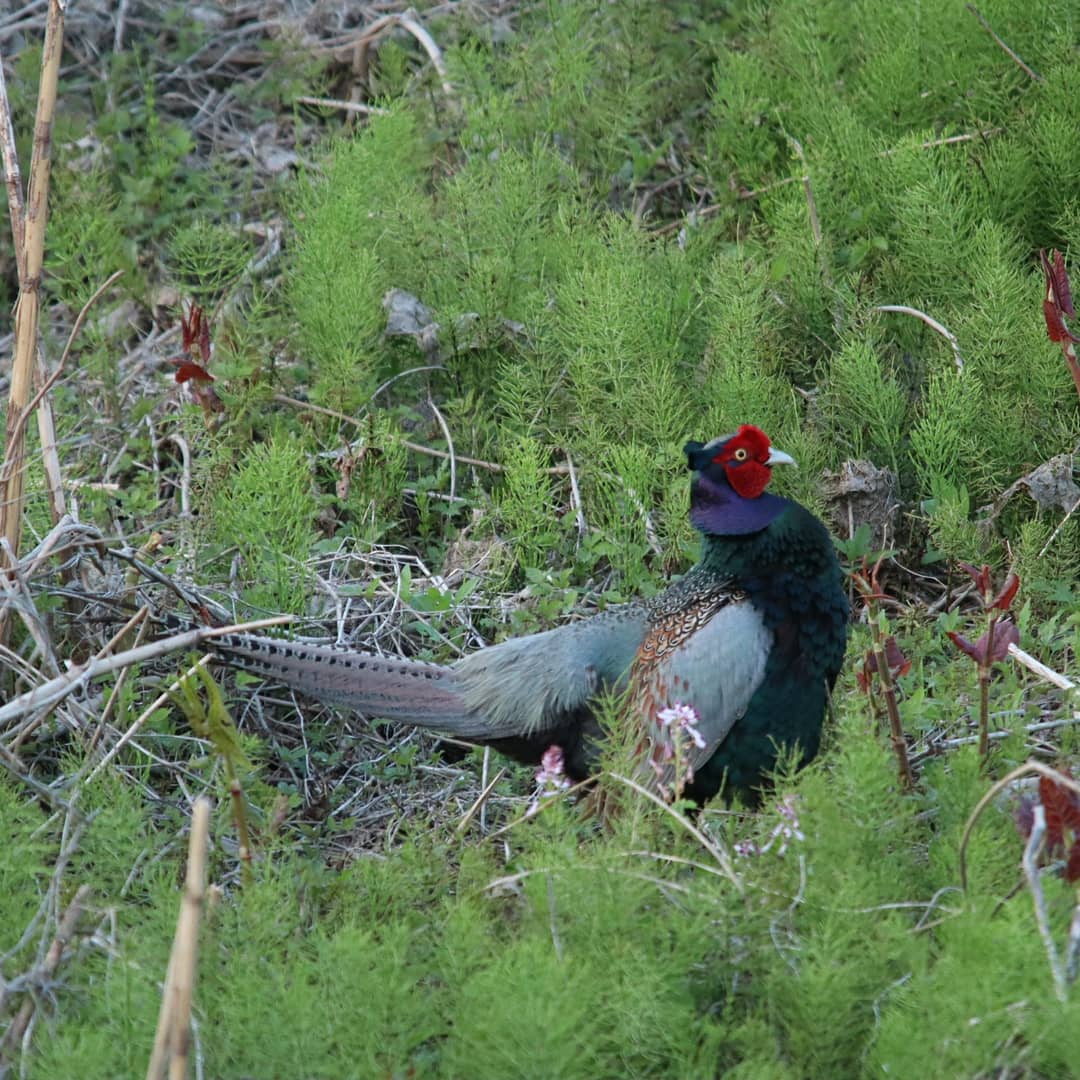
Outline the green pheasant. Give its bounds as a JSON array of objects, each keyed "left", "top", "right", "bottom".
[{"left": 210, "top": 425, "right": 849, "bottom": 801}]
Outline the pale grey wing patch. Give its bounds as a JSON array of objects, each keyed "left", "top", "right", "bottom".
[
  {"left": 645, "top": 602, "right": 771, "bottom": 786},
  {"left": 454, "top": 608, "right": 648, "bottom": 736}
]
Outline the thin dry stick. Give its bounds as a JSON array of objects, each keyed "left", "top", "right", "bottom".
[
  {"left": 456, "top": 766, "right": 507, "bottom": 835},
  {"left": 966, "top": 4, "right": 1044, "bottom": 82},
  {"left": 878, "top": 128, "right": 1003, "bottom": 157},
  {"left": 928, "top": 714, "right": 1080, "bottom": 752},
  {"left": 874, "top": 304, "right": 965, "bottom": 372},
  {"left": 146, "top": 797, "right": 211, "bottom": 1080},
  {"left": 295, "top": 94, "right": 390, "bottom": 116},
  {"left": 788, "top": 138, "right": 822, "bottom": 246},
  {"left": 484, "top": 776, "right": 595, "bottom": 842},
  {"left": 352, "top": 10, "right": 454, "bottom": 99},
  {"left": 0, "top": 616, "right": 293, "bottom": 731},
  {"left": 959, "top": 760, "right": 1080, "bottom": 891},
  {"left": 1007, "top": 642, "right": 1077, "bottom": 692},
  {"left": 1037, "top": 491, "right": 1080, "bottom": 560},
  {"left": 0, "top": 885, "right": 90, "bottom": 1062},
  {"left": 606, "top": 771, "right": 742, "bottom": 891},
  {"left": 426, "top": 396, "right": 456, "bottom": 500},
  {"left": 0, "top": 883, "right": 90, "bottom": 1066},
  {"left": 1, "top": 271, "right": 126, "bottom": 538},
  {"left": 83, "top": 654, "right": 214, "bottom": 787},
  {"left": 0, "top": 0, "right": 65, "bottom": 573},
  {"left": 275, "top": 392, "right": 572, "bottom": 475},
  {"left": 1066, "top": 895, "right": 1080, "bottom": 986},
  {"left": 0, "top": 44, "right": 27, "bottom": 273},
  {"left": 1021, "top": 804, "right": 1067, "bottom": 1002}
]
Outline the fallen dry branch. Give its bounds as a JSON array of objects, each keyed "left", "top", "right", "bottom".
[{"left": 0, "top": 616, "right": 293, "bottom": 733}]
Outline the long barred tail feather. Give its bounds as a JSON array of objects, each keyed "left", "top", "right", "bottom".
[{"left": 209, "top": 633, "right": 500, "bottom": 739}]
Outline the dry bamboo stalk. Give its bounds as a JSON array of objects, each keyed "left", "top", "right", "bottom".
[
  {"left": 0, "top": 0, "right": 65, "bottom": 572},
  {"left": 146, "top": 797, "right": 211, "bottom": 1080}
]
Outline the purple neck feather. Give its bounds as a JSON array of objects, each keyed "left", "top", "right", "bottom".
[{"left": 690, "top": 472, "right": 789, "bottom": 536}]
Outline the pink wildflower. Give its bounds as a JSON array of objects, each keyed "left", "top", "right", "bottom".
[{"left": 526, "top": 744, "right": 571, "bottom": 816}]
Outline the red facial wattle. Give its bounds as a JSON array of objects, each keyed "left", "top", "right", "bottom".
[{"left": 713, "top": 424, "right": 773, "bottom": 499}]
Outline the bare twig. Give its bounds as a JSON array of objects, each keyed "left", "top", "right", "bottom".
[
  {"left": 0, "top": 616, "right": 292, "bottom": 732},
  {"left": 0, "top": 883, "right": 91, "bottom": 1067},
  {"left": 456, "top": 765, "right": 506, "bottom": 835},
  {"left": 966, "top": 5, "right": 1044, "bottom": 82},
  {"left": 878, "top": 128, "right": 1003, "bottom": 157},
  {"left": 1037, "top": 491, "right": 1080, "bottom": 559},
  {"left": 959, "top": 760, "right": 1080, "bottom": 891},
  {"left": 1007, "top": 643, "right": 1076, "bottom": 692},
  {"left": 426, "top": 397, "right": 456, "bottom": 500},
  {"left": 787, "top": 138, "right": 821, "bottom": 246},
  {"left": 923, "top": 714, "right": 1080, "bottom": 753},
  {"left": 874, "top": 305, "right": 964, "bottom": 372},
  {"left": 0, "top": 47, "right": 26, "bottom": 274},
  {"left": 351, "top": 9, "right": 454, "bottom": 99},
  {"left": 1021, "top": 804, "right": 1067, "bottom": 1002},
  {"left": 296, "top": 95, "right": 390, "bottom": 116},
  {"left": 565, "top": 453, "right": 587, "bottom": 540},
  {"left": 82, "top": 653, "right": 214, "bottom": 787},
  {"left": 275, "top": 392, "right": 572, "bottom": 475},
  {"left": 606, "top": 771, "right": 742, "bottom": 891},
  {"left": 1066, "top": 895, "right": 1080, "bottom": 987}
]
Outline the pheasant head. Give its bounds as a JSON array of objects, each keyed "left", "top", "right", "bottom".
[{"left": 684, "top": 424, "right": 796, "bottom": 536}]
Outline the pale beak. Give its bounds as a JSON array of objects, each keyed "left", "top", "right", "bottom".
[{"left": 766, "top": 448, "right": 797, "bottom": 468}]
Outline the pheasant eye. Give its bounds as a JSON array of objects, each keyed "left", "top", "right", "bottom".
[{"left": 733, "top": 448, "right": 749, "bottom": 462}]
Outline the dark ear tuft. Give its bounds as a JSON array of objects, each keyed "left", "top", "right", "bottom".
[{"left": 683, "top": 440, "right": 705, "bottom": 470}]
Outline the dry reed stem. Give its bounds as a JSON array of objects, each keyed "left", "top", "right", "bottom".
[
  {"left": 0, "top": 0, "right": 65, "bottom": 573},
  {"left": 0, "top": 50, "right": 25, "bottom": 263},
  {"left": 146, "top": 797, "right": 211, "bottom": 1080}
]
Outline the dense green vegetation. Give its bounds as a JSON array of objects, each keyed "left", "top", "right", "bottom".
[{"left": 2, "top": 0, "right": 1080, "bottom": 1075}]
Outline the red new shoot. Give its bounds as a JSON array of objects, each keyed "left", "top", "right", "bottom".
[
  {"left": 946, "top": 563, "right": 1020, "bottom": 761},
  {"left": 853, "top": 555, "right": 914, "bottom": 791}
]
